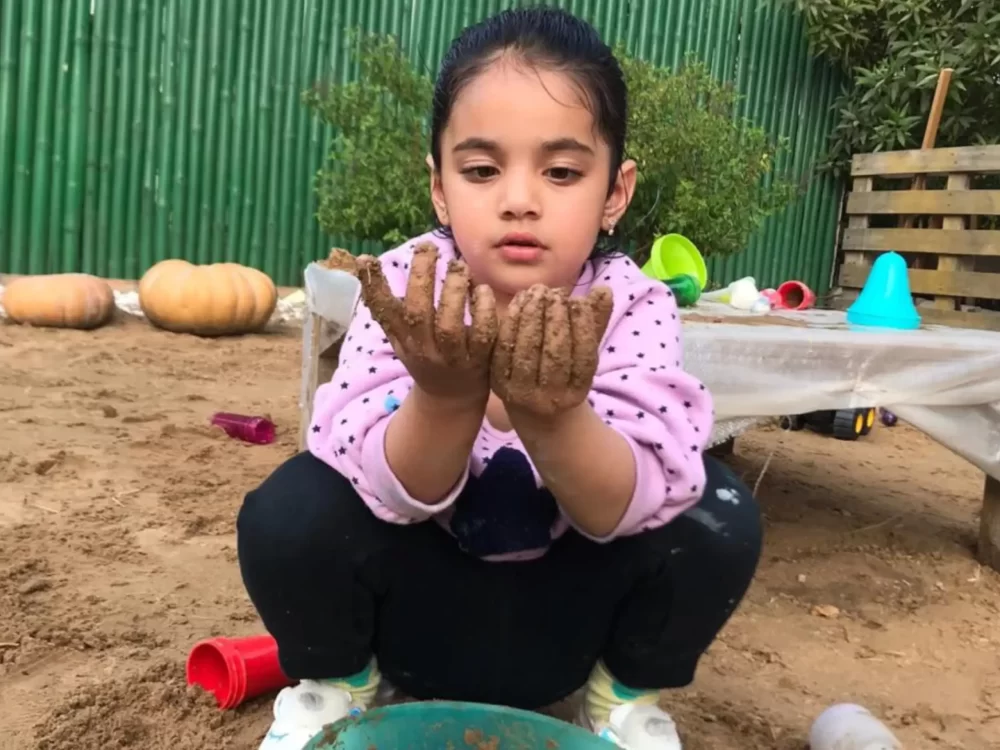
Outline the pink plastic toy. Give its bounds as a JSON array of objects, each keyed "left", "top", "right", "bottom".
[
  {"left": 210, "top": 412, "right": 276, "bottom": 444},
  {"left": 760, "top": 288, "right": 781, "bottom": 308}
]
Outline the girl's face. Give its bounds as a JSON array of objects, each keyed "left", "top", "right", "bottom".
[{"left": 430, "top": 56, "right": 636, "bottom": 307}]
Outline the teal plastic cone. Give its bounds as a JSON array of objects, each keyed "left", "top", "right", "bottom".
[{"left": 846, "top": 252, "right": 921, "bottom": 330}]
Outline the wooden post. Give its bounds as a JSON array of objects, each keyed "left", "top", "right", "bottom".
[
  {"left": 840, "top": 177, "right": 874, "bottom": 304},
  {"left": 904, "top": 68, "right": 953, "bottom": 272},
  {"left": 907, "top": 68, "right": 952, "bottom": 207},
  {"left": 707, "top": 437, "right": 736, "bottom": 458},
  {"left": 298, "top": 311, "right": 345, "bottom": 451},
  {"left": 979, "top": 475, "right": 1000, "bottom": 571},
  {"left": 932, "top": 172, "right": 973, "bottom": 311},
  {"left": 297, "top": 255, "right": 360, "bottom": 451},
  {"left": 920, "top": 70, "right": 952, "bottom": 151},
  {"left": 844, "top": 177, "right": 874, "bottom": 266}
]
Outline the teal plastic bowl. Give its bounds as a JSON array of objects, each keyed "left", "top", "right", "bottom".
[{"left": 303, "top": 701, "right": 613, "bottom": 749}]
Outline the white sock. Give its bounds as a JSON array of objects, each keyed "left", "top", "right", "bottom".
[
  {"left": 584, "top": 660, "right": 660, "bottom": 727},
  {"left": 320, "top": 658, "right": 381, "bottom": 708}
]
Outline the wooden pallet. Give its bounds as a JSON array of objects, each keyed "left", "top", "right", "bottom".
[
  {"left": 837, "top": 145, "right": 1000, "bottom": 568},
  {"left": 838, "top": 145, "right": 1000, "bottom": 331}
]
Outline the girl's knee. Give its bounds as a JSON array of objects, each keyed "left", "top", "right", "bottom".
[
  {"left": 237, "top": 452, "right": 364, "bottom": 551},
  {"left": 655, "top": 456, "right": 763, "bottom": 585},
  {"left": 698, "top": 455, "right": 763, "bottom": 550}
]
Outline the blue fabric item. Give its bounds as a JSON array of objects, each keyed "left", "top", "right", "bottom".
[{"left": 449, "top": 448, "right": 559, "bottom": 557}]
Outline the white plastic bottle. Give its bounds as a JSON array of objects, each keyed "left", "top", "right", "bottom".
[{"left": 809, "top": 703, "right": 902, "bottom": 750}]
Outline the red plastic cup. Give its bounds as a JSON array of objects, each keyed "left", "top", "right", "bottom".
[
  {"left": 775, "top": 280, "right": 816, "bottom": 310},
  {"left": 210, "top": 412, "right": 276, "bottom": 444},
  {"left": 186, "top": 638, "right": 240, "bottom": 709},
  {"left": 234, "top": 635, "right": 291, "bottom": 702},
  {"left": 186, "top": 635, "right": 291, "bottom": 709}
]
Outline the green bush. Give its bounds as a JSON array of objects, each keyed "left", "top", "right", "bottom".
[
  {"left": 789, "top": 0, "right": 1000, "bottom": 175},
  {"left": 619, "top": 50, "right": 796, "bottom": 260},
  {"left": 302, "top": 32, "right": 432, "bottom": 248},
  {"left": 304, "top": 31, "right": 795, "bottom": 258}
]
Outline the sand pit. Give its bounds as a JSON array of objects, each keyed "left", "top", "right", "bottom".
[{"left": 1, "top": 313, "right": 998, "bottom": 749}]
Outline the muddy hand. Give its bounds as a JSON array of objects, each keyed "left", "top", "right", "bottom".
[
  {"left": 322, "top": 248, "right": 360, "bottom": 275},
  {"left": 356, "top": 243, "right": 498, "bottom": 399},
  {"left": 492, "top": 285, "right": 613, "bottom": 417},
  {"left": 435, "top": 258, "right": 498, "bottom": 370}
]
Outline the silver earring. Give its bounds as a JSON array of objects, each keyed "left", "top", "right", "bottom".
[{"left": 607, "top": 223, "right": 616, "bottom": 236}]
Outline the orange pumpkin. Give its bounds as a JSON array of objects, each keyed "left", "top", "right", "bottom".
[
  {"left": 1, "top": 273, "right": 116, "bottom": 330},
  {"left": 138, "top": 260, "right": 278, "bottom": 336}
]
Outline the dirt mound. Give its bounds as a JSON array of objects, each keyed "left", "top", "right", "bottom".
[{"left": 34, "top": 661, "right": 243, "bottom": 749}]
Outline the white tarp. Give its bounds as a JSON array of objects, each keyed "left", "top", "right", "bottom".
[
  {"left": 681, "top": 302, "right": 1000, "bottom": 481},
  {"left": 293, "top": 265, "right": 1000, "bottom": 479}
]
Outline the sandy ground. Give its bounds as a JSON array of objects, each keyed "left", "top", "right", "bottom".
[{"left": 1, "top": 312, "right": 998, "bottom": 750}]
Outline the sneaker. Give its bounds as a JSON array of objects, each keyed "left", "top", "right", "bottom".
[
  {"left": 259, "top": 680, "right": 363, "bottom": 750},
  {"left": 580, "top": 703, "right": 683, "bottom": 750},
  {"left": 374, "top": 678, "right": 400, "bottom": 705}
]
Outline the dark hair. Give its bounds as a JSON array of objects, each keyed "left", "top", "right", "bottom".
[{"left": 429, "top": 6, "right": 629, "bottom": 260}]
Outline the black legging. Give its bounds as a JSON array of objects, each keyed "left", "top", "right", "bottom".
[{"left": 236, "top": 451, "right": 762, "bottom": 710}]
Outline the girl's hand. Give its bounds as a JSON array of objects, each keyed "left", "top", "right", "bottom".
[
  {"left": 491, "top": 284, "right": 613, "bottom": 419},
  {"left": 356, "top": 243, "right": 498, "bottom": 403}
]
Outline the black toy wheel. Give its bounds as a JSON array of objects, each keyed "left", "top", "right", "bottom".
[
  {"left": 832, "top": 409, "right": 864, "bottom": 440},
  {"left": 859, "top": 407, "right": 876, "bottom": 436},
  {"left": 780, "top": 415, "right": 805, "bottom": 431}
]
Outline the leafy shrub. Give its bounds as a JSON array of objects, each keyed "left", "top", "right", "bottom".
[
  {"left": 619, "top": 50, "right": 796, "bottom": 259},
  {"left": 305, "top": 31, "right": 795, "bottom": 258},
  {"left": 789, "top": 0, "right": 1000, "bottom": 174},
  {"left": 302, "top": 32, "right": 432, "bottom": 248}
]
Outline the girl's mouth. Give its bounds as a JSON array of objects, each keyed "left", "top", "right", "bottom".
[
  {"left": 498, "top": 232, "right": 544, "bottom": 263},
  {"left": 498, "top": 232, "right": 543, "bottom": 248},
  {"left": 497, "top": 233, "right": 544, "bottom": 263}
]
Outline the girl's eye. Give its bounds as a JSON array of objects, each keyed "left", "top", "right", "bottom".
[
  {"left": 546, "top": 167, "right": 582, "bottom": 183},
  {"left": 462, "top": 165, "right": 498, "bottom": 182}
]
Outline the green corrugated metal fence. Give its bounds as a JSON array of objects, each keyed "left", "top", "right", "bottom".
[{"left": 0, "top": 0, "right": 845, "bottom": 291}]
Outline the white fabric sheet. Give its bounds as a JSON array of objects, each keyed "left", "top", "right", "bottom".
[{"left": 682, "top": 302, "right": 1000, "bottom": 481}]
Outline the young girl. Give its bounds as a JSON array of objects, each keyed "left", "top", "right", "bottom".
[{"left": 237, "top": 8, "right": 762, "bottom": 749}]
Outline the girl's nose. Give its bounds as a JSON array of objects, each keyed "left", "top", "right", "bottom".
[{"left": 498, "top": 170, "right": 541, "bottom": 219}]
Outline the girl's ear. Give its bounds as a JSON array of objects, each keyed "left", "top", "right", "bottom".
[
  {"left": 603, "top": 158, "right": 637, "bottom": 232},
  {"left": 427, "top": 153, "right": 449, "bottom": 226}
]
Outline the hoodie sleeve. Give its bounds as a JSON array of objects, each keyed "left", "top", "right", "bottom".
[
  {"left": 582, "top": 269, "right": 714, "bottom": 541},
  {"left": 305, "top": 248, "right": 470, "bottom": 524}
]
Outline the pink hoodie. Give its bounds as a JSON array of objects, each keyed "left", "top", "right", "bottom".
[{"left": 307, "top": 231, "right": 714, "bottom": 560}]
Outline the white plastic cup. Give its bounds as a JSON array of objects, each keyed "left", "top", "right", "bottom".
[
  {"left": 304, "top": 261, "right": 361, "bottom": 331},
  {"left": 809, "top": 704, "right": 902, "bottom": 750}
]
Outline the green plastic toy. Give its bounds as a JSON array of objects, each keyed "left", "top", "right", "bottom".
[
  {"left": 665, "top": 273, "right": 701, "bottom": 307},
  {"left": 640, "top": 234, "right": 707, "bottom": 291},
  {"left": 303, "top": 701, "right": 613, "bottom": 749}
]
